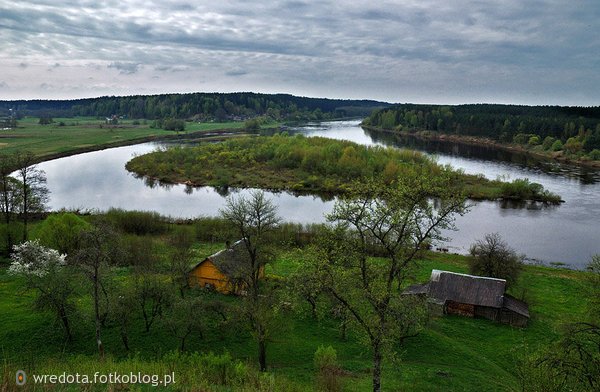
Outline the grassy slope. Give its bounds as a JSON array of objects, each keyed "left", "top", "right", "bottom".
[
  {"left": 0, "top": 117, "right": 244, "bottom": 159},
  {"left": 0, "top": 242, "right": 588, "bottom": 391}
]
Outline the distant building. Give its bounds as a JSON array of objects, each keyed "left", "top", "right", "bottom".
[
  {"left": 188, "top": 240, "right": 262, "bottom": 295},
  {"left": 404, "top": 269, "right": 530, "bottom": 327}
]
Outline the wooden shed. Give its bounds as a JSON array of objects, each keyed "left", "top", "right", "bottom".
[
  {"left": 404, "top": 269, "right": 530, "bottom": 327},
  {"left": 188, "top": 240, "right": 258, "bottom": 295}
]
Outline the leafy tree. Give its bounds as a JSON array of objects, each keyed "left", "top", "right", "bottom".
[
  {"left": 8, "top": 240, "right": 77, "bottom": 341},
  {"left": 528, "top": 135, "right": 541, "bottom": 146},
  {"left": 220, "top": 190, "right": 281, "bottom": 372},
  {"left": 35, "top": 212, "right": 90, "bottom": 255},
  {"left": 307, "top": 175, "right": 466, "bottom": 392},
  {"left": 468, "top": 233, "right": 523, "bottom": 287}
]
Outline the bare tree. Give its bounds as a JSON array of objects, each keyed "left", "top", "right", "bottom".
[
  {"left": 308, "top": 175, "right": 466, "bottom": 392},
  {"left": 468, "top": 232, "right": 523, "bottom": 287},
  {"left": 0, "top": 155, "right": 20, "bottom": 254},
  {"left": 73, "top": 223, "right": 121, "bottom": 357},
  {"left": 14, "top": 151, "right": 49, "bottom": 241},
  {"left": 220, "top": 190, "right": 280, "bottom": 372}
]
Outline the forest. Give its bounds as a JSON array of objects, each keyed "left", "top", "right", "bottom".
[
  {"left": 363, "top": 104, "right": 600, "bottom": 158},
  {"left": 0, "top": 92, "right": 388, "bottom": 122}
]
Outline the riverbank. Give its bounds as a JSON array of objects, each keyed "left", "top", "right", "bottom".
[
  {"left": 362, "top": 125, "right": 600, "bottom": 169},
  {"left": 126, "top": 135, "right": 562, "bottom": 204},
  {"left": 0, "top": 116, "right": 258, "bottom": 172}
]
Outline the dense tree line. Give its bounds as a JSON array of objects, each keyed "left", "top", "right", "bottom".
[
  {"left": 364, "top": 104, "right": 600, "bottom": 154},
  {"left": 0, "top": 93, "right": 388, "bottom": 121}
]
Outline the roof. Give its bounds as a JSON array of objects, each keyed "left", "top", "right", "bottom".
[
  {"left": 502, "top": 294, "right": 530, "bottom": 318},
  {"left": 403, "top": 283, "right": 430, "bottom": 295},
  {"left": 192, "top": 240, "right": 251, "bottom": 279},
  {"left": 427, "top": 269, "right": 506, "bottom": 308}
]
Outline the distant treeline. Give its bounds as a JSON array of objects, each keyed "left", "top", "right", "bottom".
[
  {"left": 364, "top": 104, "right": 600, "bottom": 153},
  {"left": 0, "top": 92, "right": 389, "bottom": 121}
]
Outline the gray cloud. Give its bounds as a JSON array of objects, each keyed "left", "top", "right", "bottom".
[
  {"left": 0, "top": 0, "right": 598, "bottom": 104},
  {"left": 0, "top": 81, "right": 9, "bottom": 89},
  {"left": 108, "top": 62, "right": 141, "bottom": 74}
]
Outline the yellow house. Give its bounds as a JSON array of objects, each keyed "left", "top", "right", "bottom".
[{"left": 188, "top": 240, "right": 257, "bottom": 294}]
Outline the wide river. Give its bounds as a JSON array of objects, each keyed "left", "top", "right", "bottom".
[{"left": 36, "top": 120, "right": 599, "bottom": 268}]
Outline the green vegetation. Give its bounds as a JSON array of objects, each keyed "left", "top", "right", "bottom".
[
  {"left": 0, "top": 92, "right": 388, "bottom": 122},
  {"left": 0, "top": 209, "right": 594, "bottom": 391},
  {"left": 364, "top": 104, "right": 600, "bottom": 162},
  {"left": 125, "top": 135, "right": 562, "bottom": 203},
  {"left": 0, "top": 116, "right": 247, "bottom": 163}
]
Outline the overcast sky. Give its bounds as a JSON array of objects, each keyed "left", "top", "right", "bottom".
[{"left": 0, "top": 0, "right": 598, "bottom": 105}]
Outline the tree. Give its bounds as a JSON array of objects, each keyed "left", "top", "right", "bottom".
[
  {"left": 8, "top": 240, "right": 76, "bottom": 341},
  {"left": 73, "top": 223, "right": 121, "bottom": 357},
  {"left": 468, "top": 233, "right": 523, "bottom": 287},
  {"left": 14, "top": 151, "right": 49, "bottom": 241},
  {"left": 35, "top": 212, "right": 90, "bottom": 255},
  {"left": 0, "top": 155, "right": 21, "bottom": 255},
  {"left": 307, "top": 174, "right": 466, "bottom": 392},
  {"left": 164, "top": 296, "right": 206, "bottom": 352},
  {"left": 110, "top": 286, "right": 135, "bottom": 351},
  {"left": 134, "top": 274, "right": 172, "bottom": 332},
  {"left": 220, "top": 190, "right": 281, "bottom": 372}
]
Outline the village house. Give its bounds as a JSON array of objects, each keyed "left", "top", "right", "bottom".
[
  {"left": 404, "top": 269, "right": 530, "bottom": 327},
  {"left": 188, "top": 240, "right": 261, "bottom": 295}
]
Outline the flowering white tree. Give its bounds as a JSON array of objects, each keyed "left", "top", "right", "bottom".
[
  {"left": 9, "top": 240, "right": 75, "bottom": 341},
  {"left": 9, "top": 240, "right": 66, "bottom": 277}
]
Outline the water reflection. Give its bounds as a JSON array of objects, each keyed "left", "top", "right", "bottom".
[{"left": 34, "top": 121, "right": 600, "bottom": 268}]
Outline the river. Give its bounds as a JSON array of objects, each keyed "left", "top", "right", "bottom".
[{"left": 35, "top": 120, "right": 599, "bottom": 268}]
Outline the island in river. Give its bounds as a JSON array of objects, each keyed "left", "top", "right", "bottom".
[{"left": 125, "top": 134, "right": 562, "bottom": 204}]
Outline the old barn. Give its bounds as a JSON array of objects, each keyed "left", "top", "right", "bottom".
[
  {"left": 188, "top": 240, "right": 258, "bottom": 295},
  {"left": 404, "top": 269, "right": 529, "bottom": 327}
]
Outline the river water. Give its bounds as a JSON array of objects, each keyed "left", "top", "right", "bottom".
[{"left": 35, "top": 120, "right": 599, "bottom": 268}]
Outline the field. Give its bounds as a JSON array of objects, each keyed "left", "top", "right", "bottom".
[
  {"left": 0, "top": 217, "right": 589, "bottom": 391},
  {"left": 0, "top": 117, "right": 245, "bottom": 161}
]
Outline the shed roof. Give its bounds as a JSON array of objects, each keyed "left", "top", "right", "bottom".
[
  {"left": 502, "top": 294, "right": 530, "bottom": 318},
  {"left": 428, "top": 270, "right": 506, "bottom": 308},
  {"left": 192, "top": 240, "right": 251, "bottom": 279}
]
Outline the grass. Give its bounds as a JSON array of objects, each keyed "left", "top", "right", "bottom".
[
  {"left": 0, "top": 232, "right": 590, "bottom": 391},
  {"left": 0, "top": 117, "right": 246, "bottom": 162}
]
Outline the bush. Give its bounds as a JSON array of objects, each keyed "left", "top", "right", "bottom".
[
  {"left": 588, "top": 149, "right": 600, "bottom": 160},
  {"left": 468, "top": 233, "right": 523, "bottom": 287},
  {"left": 542, "top": 136, "right": 556, "bottom": 150},
  {"left": 105, "top": 208, "right": 168, "bottom": 235},
  {"left": 551, "top": 140, "right": 563, "bottom": 151},
  {"left": 527, "top": 135, "right": 541, "bottom": 146},
  {"left": 314, "top": 345, "right": 342, "bottom": 392},
  {"left": 34, "top": 212, "right": 91, "bottom": 255}
]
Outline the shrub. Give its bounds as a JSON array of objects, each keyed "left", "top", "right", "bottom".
[
  {"left": 314, "top": 345, "right": 342, "bottom": 392},
  {"left": 34, "top": 212, "right": 91, "bottom": 255},
  {"left": 542, "top": 136, "right": 556, "bottom": 150},
  {"left": 588, "top": 149, "right": 600, "bottom": 160},
  {"left": 105, "top": 208, "right": 167, "bottom": 235},
  {"left": 551, "top": 139, "right": 563, "bottom": 151},
  {"left": 527, "top": 135, "right": 541, "bottom": 146}
]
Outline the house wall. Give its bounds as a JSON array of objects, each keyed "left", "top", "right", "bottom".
[
  {"left": 499, "top": 308, "right": 528, "bottom": 327},
  {"left": 188, "top": 259, "right": 232, "bottom": 294},
  {"left": 474, "top": 306, "right": 500, "bottom": 322},
  {"left": 446, "top": 301, "right": 475, "bottom": 317}
]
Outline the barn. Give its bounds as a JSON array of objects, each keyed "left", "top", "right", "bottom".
[
  {"left": 404, "top": 269, "right": 530, "bottom": 327},
  {"left": 188, "top": 240, "right": 258, "bottom": 295}
]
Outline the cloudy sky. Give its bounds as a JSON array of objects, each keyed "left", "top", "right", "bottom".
[{"left": 0, "top": 0, "right": 598, "bottom": 105}]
